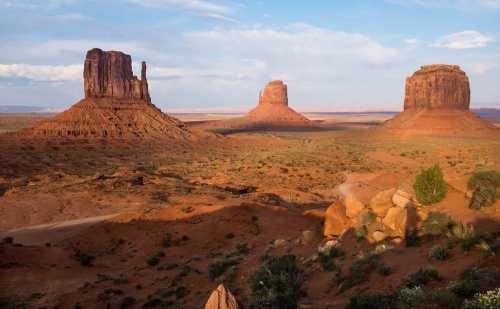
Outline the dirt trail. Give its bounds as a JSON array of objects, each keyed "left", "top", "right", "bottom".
[{"left": 0, "top": 213, "right": 121, "bottom": 245}]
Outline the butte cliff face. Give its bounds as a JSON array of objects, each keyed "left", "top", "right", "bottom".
[
  {"left": 24, "top": 48, "right": 190, "bottom": 139},
  {"left": 247, "top": 80, "right": 310, "bottom": 126},
  {"left": 383, "top": 64, "right": 496, "bottom": 135},
  {"left": 84, "top": 48, "right": 150, "bottom": 101},
  {"left": 404, "top": 65, "right": 470, "bottom": 110}
]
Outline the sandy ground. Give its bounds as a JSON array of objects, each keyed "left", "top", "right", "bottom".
[{"left": 0, "top": 112, "right": 499, "bottom": 308}]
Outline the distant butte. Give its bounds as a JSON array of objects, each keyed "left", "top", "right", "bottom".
[
  {"left": 21, "top": 48, "right": 191, "bottom": 139},
  {"left": 382, "top": 64, "right": 497, "bottom": 136},
  {"left": 246, "top": 80, "right": 311, "bottom": 127}
]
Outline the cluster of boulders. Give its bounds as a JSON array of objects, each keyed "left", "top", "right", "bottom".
[{"left": 324, "top": 189, "right": 418, "bottom": 243}]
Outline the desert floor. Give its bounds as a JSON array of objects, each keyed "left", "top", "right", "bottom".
[{"left": 0, "top": 113, "right": 499, "bottom": 308}]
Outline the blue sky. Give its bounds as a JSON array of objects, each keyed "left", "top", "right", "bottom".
[{"left": 0, "top": 0, "right": 499, "bottom": 112}]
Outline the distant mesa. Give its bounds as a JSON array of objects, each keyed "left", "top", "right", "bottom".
[
  {"left": 383, "top": 64, "right": 497, "bottom": 135},
  {"left": 246, "top": 80, "right": 311, "bottom": 127},
  {"left": 21, "top": 48, "right": 190, "bottom": 139}
]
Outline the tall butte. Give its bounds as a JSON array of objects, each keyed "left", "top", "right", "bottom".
[
  {"left": 383, "top": 64, "right": 497, "bottom": 135},
  {"left": 246, "top": 80, "right": 311, "bottom": 127},
  {"left": 24, "top": 48, "right": 190, "bottom": 139}
]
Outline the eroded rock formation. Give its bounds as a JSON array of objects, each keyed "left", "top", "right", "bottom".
[
  {"left": 382, "top": 64, "right": 497, "bottom": 135},
  {"left": 84, "top": 48, "right": 150, "bottom": 101},
  {"left": 247, "top": 80, "right": 311, "bottom": 126},
  {"left": 404, "top": 65, "right": 470, "bottom": 110},
  {"left": 23, "top": 48, "right": 191, "bottom": 139}
]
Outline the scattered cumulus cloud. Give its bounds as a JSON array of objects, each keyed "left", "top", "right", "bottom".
[
  {"left": 0, "top": 63, "right": 82, "bottom": 81},
  {"left": 128, "top": 0, "right": 232, "bottom": 14},
  {"left": 432, "top": 31, "right": 495, "bottom": 49},
  {"left": 386, "top": 0, "right": 500, "bottom": 9}
]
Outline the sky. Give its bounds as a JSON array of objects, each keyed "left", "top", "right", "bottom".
[{"left": 0, "top": 0, "right": 499, "bottom": 112}]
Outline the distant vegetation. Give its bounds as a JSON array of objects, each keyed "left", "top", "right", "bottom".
[{"left": 414, "top": 164, "right": 448, "bottom": 205}]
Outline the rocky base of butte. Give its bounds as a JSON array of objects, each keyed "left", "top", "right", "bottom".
[
  {"left": 21, "top": 48, "right": 190, "bottom": 140},
  {"left": 383, "top": 64, "right": 497, "bottom": 135}
]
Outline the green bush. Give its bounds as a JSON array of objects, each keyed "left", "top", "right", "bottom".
[
  {"left": 468, "top": 171, "right": 500, "bottom": 210},
  {"left": 398, "top": 286, "right": 426, "bottom": 309},
  {"left": 449, "top": 268, "right": 499, "bottom": 299},
  {"left": 208, "top": 258, "right": 239, "bottom": 281},
  {"left": 345, "top": 293, "right": 397, "bottom": 309},
  {"left": 338, "top": 253, "right": 382, "bottom": 293},
  {"left": 427, "top": 245, "right": 450, "bottom": 261},
  {"left": 248, "top": 255, "right": 304, "bottom": 309},
  {"left": 450, "top": 223, "right": 481, "bottom": 251},
  {"left": 414, "top": 165, "right": 448, "bottom": 205},
  {"left": 463, "top": 287, "right": 500, "bottom": 309},
  {"left": 422, "top": 212, "right": 453, "bottom": 237},
  {"left": 406, "top": 267, "right": 440, "bottom": 287},
  {"left": 147, "top": 256, "right": 159, "bottom": 266}
]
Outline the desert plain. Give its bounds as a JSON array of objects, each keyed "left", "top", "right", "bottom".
[{"left": 0, "top": 49, "right": 499, "bottom": 309}]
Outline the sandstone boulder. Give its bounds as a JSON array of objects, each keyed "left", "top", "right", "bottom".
[
  {"left": 370, "top": 188, "right": 396, "bottom": 217},
  {"left": 392, "top": 189, "right": 413, "bottom": 208},
  {"left": 382, "top": 206, "right": 417, "bottom": 238},
  {"left": 205, "top": 284, "right": 239, "bottom": 309},
  {"left": 372, "top": 231, "right": 387, "bottom": 243},
  {"left": 404, "top": 65, "right": 469, "bottom": 110},
  {"left": 345, "top": 195, "right": 365, "bottom": 219},
  {"left": 324, "top": 203, "right": 351, "bottom": 238}
]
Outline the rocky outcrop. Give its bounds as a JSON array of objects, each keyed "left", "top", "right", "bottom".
[
  {"left": 258, "top": 80, "right": 288, "bottom": 106},
  {"left": 84, "top": 48, "right": 150, "bottom": 101},
  {"left": 404, "top": 65, "right": 469, "bottom": 110},
  {"left": 23, "top": 48, "right": 192, "bottom": 139},
  {"left": 382, "top": 64, "right": 497, "bottom": 136},
  {"left": 246, "top": 80, "right": 311, "bottom": 126},
  {"left": 205, "top": 284, "right": 239, "bottom": 309}
]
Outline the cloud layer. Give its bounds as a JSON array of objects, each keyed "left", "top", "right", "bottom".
[{"left": 433, "top": 31, "right": 495, "bottom": 49}]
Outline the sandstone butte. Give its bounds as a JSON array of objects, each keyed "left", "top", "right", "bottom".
[
  {"left": 246, "top": 80, "right": 311, "bottom": 127},
  {"left": 21, "top": 48, "right": 190, "bottom": 139},
  {"left": 383, "top": 64, "right": 497, "bottom": 135}
]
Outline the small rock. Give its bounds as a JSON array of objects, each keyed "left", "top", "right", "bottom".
[
  {"left": 318, "top": 240, "right": 338, "bottom": 253},
  {"left": 345, "top": 195, "right": 365, "bottom": 219},
  {"left": 300, "top": 230, "right": 315, "bottom": 245},
  {"left": 272, "top": 239, "right": 287, "bottom": 248},
  {"left": 302, "top": 209, "right": 325, "bottom": 219},
  {"left": 391, "top": 237, "right": 403, "bottom": 245},
  {"left": 370, "top": 188, "right": 396, "bottom": 217},
  {"left": 372, "top": 231, "right": 387, "bottom": 242}
]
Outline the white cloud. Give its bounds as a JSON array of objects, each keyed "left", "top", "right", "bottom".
[
  {"left": 0, "top": 0, "right": 77, "bottom": 9},
  {"left": 432, "top": 31, "right": 495, "bottom": 49},
  {"left": 128, "top": 0, "right": 232, "bottom": 14},
  {"left": 386, "top": 0, "right": 500, "bottom": 9},
  {"left": 404, "top": 38, "right": 418, "bottom": 45},
  {"left": 0, "top": 63, "right": 82, "bottom": 81}
]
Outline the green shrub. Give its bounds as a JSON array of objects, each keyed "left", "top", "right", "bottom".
[
  {"left": 449, "top": 268, "right": 499, "bottom": 299},
  {"left": 162, "top": 233, "right": 173, "bottom": 247},
  {"left": 405, "top": 230, "right": 421, "bottom": 247},
  {"left": 147, "top": 256, "right": 159, "bottom": 267},
  {"left": 414, "top": 165, "right": 448, "bottom": 205},
  {"left": 248, "top": 255, "right": 304, "bottom": 309},
  {"left": 427, "top": 245, "right": 450, "bottom": 261},
  {"left": 463, "top": 287, "right": 500, "bottom": 309},
  {"left": 406, "top": 267, "right": 440, "bottom": 287},
  {"left": 361, "top": 211, "right": 377, "bottom": 225},
  {"left": 377, "top": 264, "right": 393, "bottom": 276},
  {"left": 345, "top": 292, "right": 397, "bottom": 309},
  {"left": 225, "top": 232, "right": 235, "bottom": 239},
  {"left": 468, "top": 171, "right": 500, "bottom": 210},
  {"left": 450, "top": 223, "right": 481, "bottom": 251},
  {"left": 208, "top": 258, "right": 239, "bottom": 281},
  {"left": 338, "top": 253, "right": 382, "bottom": 293},
  {"left": 422, "top": 212, "right": 453, "bottom": 237},
  {"left": 399, "top": 286, "right": 426, "bottom": 309}
]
